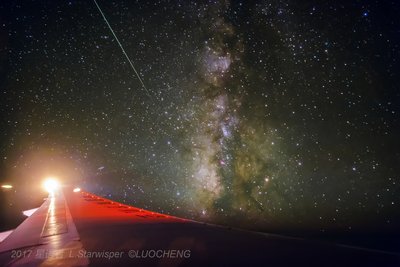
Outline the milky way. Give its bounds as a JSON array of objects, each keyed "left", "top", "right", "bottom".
[{"left": 0, "top": 0, "right": 399, "bottom": 233}]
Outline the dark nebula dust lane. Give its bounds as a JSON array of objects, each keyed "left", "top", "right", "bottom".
[{"left": 0, "top": 0, "right": 399, "bottom": 237}]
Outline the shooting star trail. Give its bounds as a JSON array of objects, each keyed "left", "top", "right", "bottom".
[{"left": 93, "top": 0, "right": 153, "bottom": 100}]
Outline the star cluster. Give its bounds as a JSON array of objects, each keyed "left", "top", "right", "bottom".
[{"left": 0, "top": 0, "right": 399, "bottom": 233}]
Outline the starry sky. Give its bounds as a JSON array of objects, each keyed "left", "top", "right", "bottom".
[{"left": 0, "top": 0, "right": 399, "bottom": 234}]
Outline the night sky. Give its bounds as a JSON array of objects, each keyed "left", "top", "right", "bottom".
[{"left": 1, "top": 0, "right": 399, "bottom": 235}]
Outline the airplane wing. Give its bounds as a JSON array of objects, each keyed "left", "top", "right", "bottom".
[{"left": 0, "top": 186, "right": 398, "bottom": 267}]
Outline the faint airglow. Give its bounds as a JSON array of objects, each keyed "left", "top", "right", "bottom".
[
  {"left": 43, "top": 178, "right": 60, "bottom": 194},
  {"left": 73, "top": 187, "right": 81, "bottom": 193},
  {"left": 1, "top": 184, "right": 13, "bottom": 189}
]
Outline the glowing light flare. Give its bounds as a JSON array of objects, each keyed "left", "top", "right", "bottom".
[
  {"left": 73, "top": 187, "right": 81, "bottom": 193},
  {"left": 43, "top": 178, "right": 60, "bottom": 194},
  {"left": 1, "top": 184, "right": 13, "bottom": 189}
]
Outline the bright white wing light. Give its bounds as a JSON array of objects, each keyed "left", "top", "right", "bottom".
[
  {"left": 43, "top": 178, "right": 60, "bottom": 194},
  {"left": 23, "top": 208, "right": 39, "bottom": 217}
]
